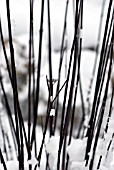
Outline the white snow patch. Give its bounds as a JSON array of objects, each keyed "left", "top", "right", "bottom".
[
  {"left": 46, "top": 136, "right": 59, "bottom": 155},
  {"left": 67, "top": 137, "right": 87, "bottom": 162}
]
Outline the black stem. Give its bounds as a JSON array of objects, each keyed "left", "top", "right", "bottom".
[
  {"left": 31, "top": 0, "right": 45, "bottom": 147},
  {"left": 0, "top": 148, "right": 7, "bottom": 170}
]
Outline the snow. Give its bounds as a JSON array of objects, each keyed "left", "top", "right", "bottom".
[
  {"left": 108, "top": 119, "right": 114, "bottom": 129},
  {"left": 46, "top": 136, "right": 59, "bottom": 156},
  {"left": 0, "top": 159, "right": 40, "bottom": 170},
  {"left": 70, "top": 161, "right": 89, "bottom": 170},
  {"left": 99, "top": 166, "right": 108, "bottom": 170},
  {"left": 0, "top": 0, "right": 113, "bottom": 169},
  {"left": 96, "top": 139, "right": 107, "bottom": 156},
  {"left": 27, "top": 156, "right": 38, "bottom": 167},
  {"left": 6, "top": 160, "right": 18, "bottom": 170},
  {"left": 67, "top": 138, "right": 87, "bottom": 162},
  {"left": 50, "top": 109, "right": 55, "bottom": 116}
]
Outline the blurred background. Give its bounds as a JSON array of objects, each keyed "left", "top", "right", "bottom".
[{"left": 0, "top": 0, "right": 111, "bottom": 131}]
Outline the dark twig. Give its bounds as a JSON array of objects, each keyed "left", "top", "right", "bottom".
[
  {"left": 0, "top": 148, "right": 7, "bottom": 170},
  {"left": 31, "top": 0, "right": 45, "bottom": 147}
]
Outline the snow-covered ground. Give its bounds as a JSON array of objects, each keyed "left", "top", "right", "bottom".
[{"left": 1, "top": 114, "right": 114, "bottom": 170}]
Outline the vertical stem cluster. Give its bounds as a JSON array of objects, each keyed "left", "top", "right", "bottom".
[
  {"left": 31, "top": 0, "right": 45, "bottom": 148},
  {"left": 57, "top": 0, "right": 83, "bottom": 169},
  {"left": 85, "top": 0, "right": 113, "bottom": 167},
  {"left": 0, "top": 0, "right": 113, "bottom": 170}
]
